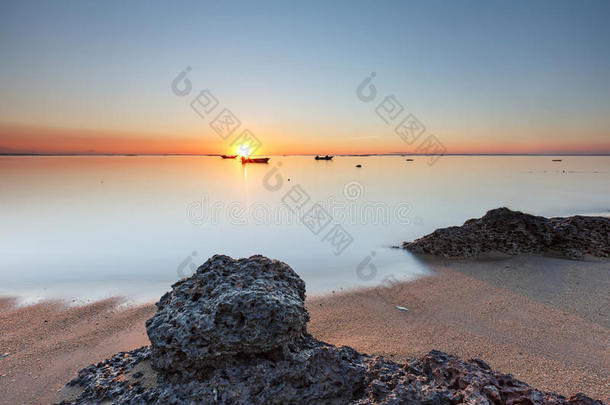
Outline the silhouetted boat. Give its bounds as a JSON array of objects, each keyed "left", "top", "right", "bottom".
[
  {"left": 406, "top": 158, "right": 414, "bottom": 161},
  {"left": 241, "top": 157, "right": 270, "bottom": 164},
  {"left": 552, "top": 159, "right": 562, "bottom": 162},
  {"left": 315, "top": 155, "right": 333, "bottom": 160},
  {"left": 220, "top": 155, "right": 238, "bottom": 159}
]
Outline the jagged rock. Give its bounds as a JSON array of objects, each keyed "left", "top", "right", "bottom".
[
  {"left": 57, "top": 254, "right": 605, "bottom": 405},
  {"left": 57, "top": 347, "right": 605, "bottom": 405},
  {"left": 146, "top": 255, "right": 309, "bottom": 376},
  {"left": 404, "top": 207, "right": 610, "bottom": 259}
]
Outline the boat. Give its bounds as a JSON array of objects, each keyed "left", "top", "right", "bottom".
[
  {"left": 314, "top": 155, "right": 333, "bottom": 160},
  {"left": 241, "top": 157, "right": 270, "bottom": 164},
  {"left": 406, "top": 158, "right": 414, "bottom": 161},
  {"left": 552, "top": 159, "right": 562, "bottom": 162},
  {"left": 220, "top": 154, "right": 238, "bottom": 159}
]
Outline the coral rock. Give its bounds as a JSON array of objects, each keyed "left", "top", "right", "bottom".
[
  {"left": 145, "top": 255, "right": 309, "bottom": 375},
  {"left": 404, "top": 207, "right": 610, "bottom": 259}
]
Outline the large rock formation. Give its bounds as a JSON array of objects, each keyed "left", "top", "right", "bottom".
[
  {"left": 404, "top": 208, "right": 610, "bottom": 259},
  {"left": 57, "top": 255, "right": 605, "bottom": 404},
  {"left": 146, "top": 255, "right": 309, "bottom": 377}
]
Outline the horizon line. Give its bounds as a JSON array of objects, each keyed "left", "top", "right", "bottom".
[{"left": 2, "top": 153, "right": 610, "bottom": 157}]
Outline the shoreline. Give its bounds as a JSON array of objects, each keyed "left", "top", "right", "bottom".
[
  {"left": 1, "top": 254, "right": 608, "bottom": 404},
  {"left": 308, "top": 254, "right": 609, "bottom": 401}
]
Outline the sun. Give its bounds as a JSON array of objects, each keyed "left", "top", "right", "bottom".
[{"left": 237, "top": 144, "right": 251, "bottom": 157}]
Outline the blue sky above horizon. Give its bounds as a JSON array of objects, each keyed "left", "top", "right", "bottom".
[{"left": 0, "top": 0, "right": 609, "bottom": 154}]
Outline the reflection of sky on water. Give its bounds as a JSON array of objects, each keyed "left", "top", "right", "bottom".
[{"left": 0, "top": 156, "right": 608, "bottom": 304}]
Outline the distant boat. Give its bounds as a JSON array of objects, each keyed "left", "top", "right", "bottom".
[
  {"left": 220, "top": 154, "right": 238, "bottom": 159},
  {"left": 241, "top": 157, "right": 270, "bottom": 164},
  {"left": 315, "top": 155, "right": 333, "bottom": 160},
  {"left": 552, "top": 159, "right": 562, "bottom": 162},
  {"left": 406, "top": 158, "right": 414, "bottom": 161}
]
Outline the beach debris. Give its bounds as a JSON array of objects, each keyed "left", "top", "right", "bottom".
[
  {"left": 395, "top": 306, "right": 409, "bottom": 311},
  {"left": 57, "top": 254, "right": 606, "bottom": 405},
  {"left": 403, "top": 207, "right": 610, "bottom": 259},
  {"left": 1, "top": 352, "right": 9, "bottom": 358}
]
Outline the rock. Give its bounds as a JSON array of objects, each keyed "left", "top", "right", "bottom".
[
  {"left": 146, "top": 255, "right": 309, "bottom": 376},
  {"left": 58, "top": 347, "right": 604, "bottom": 405},
  {"left": 403, "top": 207, "right": 610, "bottom": 259},
  {"left": 1, "top": 352, "right": 8, "bottom": 358},
  {"left": 57, "top": 254, "right": 606, "bottom": 405}
]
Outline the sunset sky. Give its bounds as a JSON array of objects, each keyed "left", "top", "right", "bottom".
[{"left": 0, "top": 0, "right": 609, "bottom": 155}]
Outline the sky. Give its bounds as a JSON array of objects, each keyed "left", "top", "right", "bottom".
[{"left": 0, "top": 0, "right": 609, "bottom": 155}]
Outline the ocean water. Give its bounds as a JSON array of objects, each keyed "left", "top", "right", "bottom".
[{"left": 0, "top": 155, "right": 608, "bottom": 304}]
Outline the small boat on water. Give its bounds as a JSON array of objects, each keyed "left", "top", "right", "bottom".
[
  {"left": 220, "top": 154, "right": 238, "bottom": 159},
  {"left": 406, "top": 158, "right": 414, "bottom": 161},
  {"left": 552, "top": 159, "right": 562, "bottom": 162},
  {"left": 315, "top": 155, "right": 333, "bottom": 160},
  {"left": 241, "top": 157, "right": 270, "bottom": 164}
]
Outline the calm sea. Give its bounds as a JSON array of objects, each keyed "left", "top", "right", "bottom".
[{"left": 1, "top": 155, "right": 608, "bottom": 304}]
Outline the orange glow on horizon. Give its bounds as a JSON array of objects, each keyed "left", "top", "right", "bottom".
[{"left": 1, "top": 122, "right": 609, "bottom": 156}]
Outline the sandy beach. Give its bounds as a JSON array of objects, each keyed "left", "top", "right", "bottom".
[
  {"left": 3, "top": 0, "right": 609, "bottom": 402},
  {"left": 1, "top": 254, "right": 608, "bottom": 404}
]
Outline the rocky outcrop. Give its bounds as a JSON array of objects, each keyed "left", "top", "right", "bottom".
[
  {"left": 146, "top": 255, "right": 309, "bottom": 378},
  {"left": 404, "top": 208, "right": 610, "bottom": 259},
  {"left": 57, "top": 255, "right": 605, "bottom": 404}
]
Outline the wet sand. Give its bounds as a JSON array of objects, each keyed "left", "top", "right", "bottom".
[
  {"left": 1, "top": 254, "right": 608, "bottom": 404},
  {"left": 308, "top": 254, "right": 610, "bottom": 402},
  {"left": 0, "top": 298, "right": 156, "bottom": 404}
]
